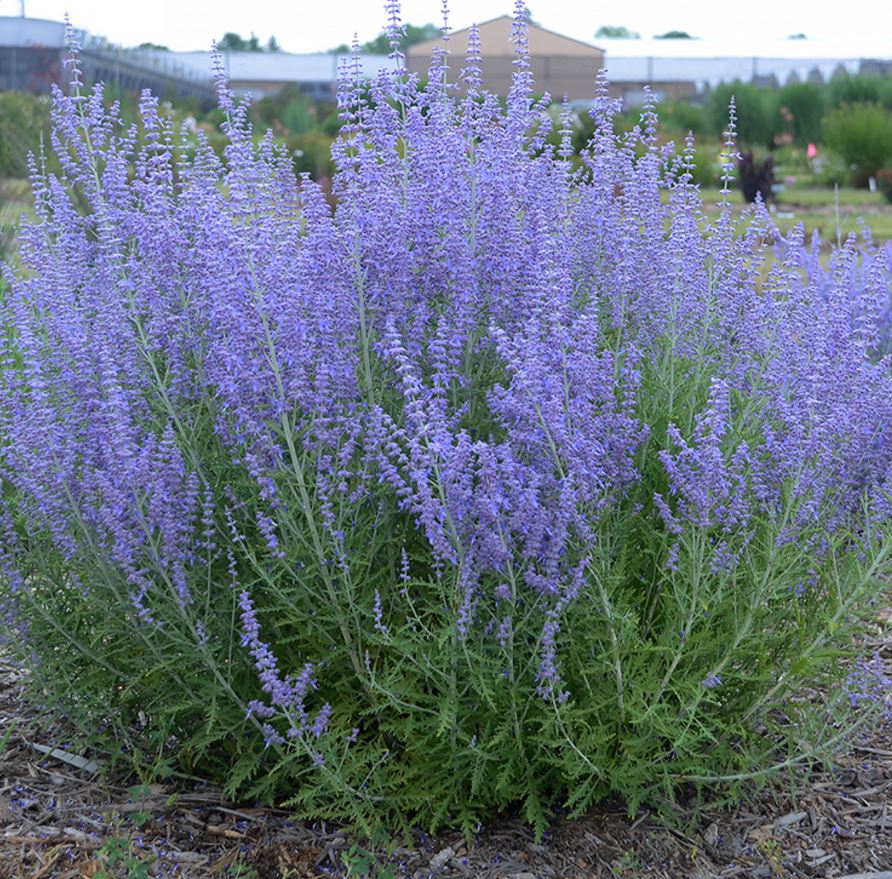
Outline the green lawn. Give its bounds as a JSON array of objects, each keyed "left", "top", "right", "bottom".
[
  {"left": 695, "top": 186, "right": 892, "bottom": 244},
  {"left": 778, "top": 187, "right": 887, "bottom": 208},
  {"left": 699, "top": 186, "right": 887, "bottom": 208}
]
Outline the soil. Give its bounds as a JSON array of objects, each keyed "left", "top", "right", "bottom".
[{"left": 1, "top": 608, "right": 890, "bottom": 879}]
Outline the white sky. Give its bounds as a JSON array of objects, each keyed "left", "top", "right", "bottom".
[{"left": 9, "top": 0, "right": 892, "bottom": 53}]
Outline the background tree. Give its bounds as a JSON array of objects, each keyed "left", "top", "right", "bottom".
[
  {"left": 330, "top": 22, "right": 441, "bottom": 55},
  {"left": 217, "top": 32, "right": 262, "bottom": 52},
  {"left": 829, "top": 74, "right": 892, "bottom": 111},
  {"left": 521, "top": 5, "right": 540, "bottom": 26},
  {"left": 655, "top": 30, "right": 695, "bottom": 39},
  {"left": 595, "top": 25, "right": 640, "bottom": 39}
]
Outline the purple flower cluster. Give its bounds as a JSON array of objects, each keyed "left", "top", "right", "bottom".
[
  {"left": 239, "top": 589, "right": 318, "bottom": 727},
  {"left": 2, "top": 2, "right": 891, "bottom": 776}
]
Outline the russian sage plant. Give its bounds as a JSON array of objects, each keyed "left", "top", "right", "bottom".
[{"left": 1, "top": 3, "right": 891, "bottom": 833}]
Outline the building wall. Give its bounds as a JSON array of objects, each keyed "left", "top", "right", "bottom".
[
  {"left": 0, "top": 17, "right": 215, "bottom": 102},
  {"left": 407, "top": 16, "right": 605, "bottom": 102},
  {"left": 423, "top": 55, "right": 605, "bottom": 101},
  {"left": 0, "top": 44, "right": 63, "bottom": 93}
]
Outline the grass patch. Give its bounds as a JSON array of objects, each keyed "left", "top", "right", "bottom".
[
  {"left": 1, "top": 177, "right": 33, "bottom": 264},
  {"left": 776, "top": 186, "right": 886, "bottom": 208},
  {"left": 698, "top": 186, "right": 887, "bottom": 208},
  {"left": 693, "top": 185, "right": 892, "bottom": 243}
]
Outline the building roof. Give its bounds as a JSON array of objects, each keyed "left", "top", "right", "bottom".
[
  {"left": 601, "top": 38, "right": 892, "bottom": 87},
  {"left": 159, "top": 50, "right": 398, "bottom": 85},
  {"left": 7, "top": 14, "right": 890, "bottom": 96},
  {"left": 0, "top": 16, "right": 67, "bottom": 48},
  {"left": 408, "top": 16, "right": 604, "bottom": 60},
  {"left": 597, "top": 37, "right": 892, "bottom": 60}
]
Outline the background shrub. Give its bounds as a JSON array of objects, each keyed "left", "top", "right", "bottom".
[
  {"left": 823, "top": 102, "right": 892, "bottom": 187},
  {"left": 829, "top": 74, "right": 892, "bottom": 111},
  {"left": 877, "top": 167, "right": 892, "bottom": 203},
  {"left": 811, "top": 149, "right": 851, "bottom": 187},
  {"left": 2, "top": 11, "right": 892, "bottom": 835},
  {"left": 0, "top": 92, "right": 50, "bottom": 178},
  {"left": 708, "top": 82, "right": 776, "bottom": 149},
  {"left": 685, "top": 146, "right": 722, "bottom": 188},
  {"left": 776, "top": 81, "right": 824, "bottom": 147},
  {"left": 737, "top": 150, "right": 774, "bottom": 202},
  {"left": 658, "top": 97, "right": 709, "bottom": 137}
]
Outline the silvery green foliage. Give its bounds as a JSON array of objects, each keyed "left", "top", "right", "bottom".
[{"left": 1, "top": 3, "right": 891, "bottom": 832}]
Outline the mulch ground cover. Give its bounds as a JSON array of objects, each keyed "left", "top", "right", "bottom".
[{"left": 1, "top": 606, "right": 890, "bottom": 879}]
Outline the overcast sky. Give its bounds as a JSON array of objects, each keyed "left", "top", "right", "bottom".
[{"left": 9, "top": 0, "right": 892, "bottom": 53}]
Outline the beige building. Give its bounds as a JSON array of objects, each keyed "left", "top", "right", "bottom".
[{"left": 407, "top": 16, "right": 605, "bottom": 103}]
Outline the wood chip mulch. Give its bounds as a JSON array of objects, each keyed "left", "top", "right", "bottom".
[{"left": 1, "top": 607, "right": 890, "bottom": 879}]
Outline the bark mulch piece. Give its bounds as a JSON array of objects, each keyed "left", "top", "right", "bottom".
[{"left": 1, "top": 606, "right": 890, "bottom": 879}]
